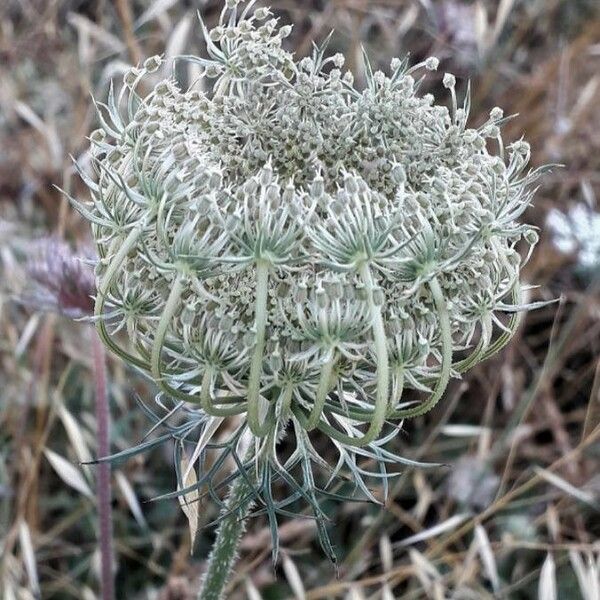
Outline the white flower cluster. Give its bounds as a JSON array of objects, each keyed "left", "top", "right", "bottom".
[
  {"left": 547, "top": 198, "right": 600, "bottom": 273},
  {"left": 77, "top": 0, "right": 542, "bottom": 452},
  {"left": 73, "top": 0, "right": 542, "bottom": 556},
  {"left": 77, "top": 3, "right": 545, "bottom": 549}
]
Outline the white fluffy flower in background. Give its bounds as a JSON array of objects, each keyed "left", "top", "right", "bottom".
[{"left": 547, "top": 182, "right": 600, "bottom": 272}]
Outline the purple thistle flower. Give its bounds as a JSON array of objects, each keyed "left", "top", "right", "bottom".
[{"left": 25, "top": 237, "right": 96, "bottom": 319}]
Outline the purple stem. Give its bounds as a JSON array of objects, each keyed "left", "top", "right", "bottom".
[{"left": 91, "top": 328, "right": 115, "bottom": 600}]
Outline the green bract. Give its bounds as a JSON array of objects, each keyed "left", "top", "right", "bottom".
[{"left": 77, "top": 0, "right": 544, "bottom": 560}]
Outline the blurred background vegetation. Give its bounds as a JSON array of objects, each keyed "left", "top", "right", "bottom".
[{"left": 1, "top": 0, "right": 600, "bottom": 598}]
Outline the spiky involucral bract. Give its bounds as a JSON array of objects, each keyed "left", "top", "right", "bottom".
[{"left": 78, "top": 0, "right": 543, "bottom": 559}]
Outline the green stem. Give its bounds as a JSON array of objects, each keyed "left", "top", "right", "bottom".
[
  {"left": 95, "top": 226, "right": 149, "bottom": 370},
  {"left": 198, "top": 452, "right": 256, "bottom": 600},
  {"left": 346, "top": 263, "right": 390, "bottom": 446},
  {"left": 390, "top": 367, "right": 404, "bottom": 417},
  {"left": 391, "top": 276, "right": 452, "bottom": 419},
  {"left": 200, "top": 369, "right": 248, "bottom": 417},
  {"left": 149, "top": 275, "right": 248, "bottom": 415},
  {"left": 276, "top": 383, "right": 294, "bottom": 422},
  {"left": 476, "top": 284, "right": 523, "bottom": 364},
  {"left": 454, "top": 284, "right": 522, "bottom": 374},
  {"left": 309, "top": 263, "right": 389, "bottom": 448},
  {"left": 306, "top": 355, "right": 336, "bottom": 430},
  {"left": 151, "top": 273, "right": 184, "bottom": 385},
  {"left": 310, "top": 280, "right": 515, "bottom": 424},
  {"left": 247, "top": 260, "right": 271, "bottom": 437}
]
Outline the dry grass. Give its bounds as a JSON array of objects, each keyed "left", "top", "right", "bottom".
[{"left": 1, "top": 1, "right": 599, "bottom": 598}]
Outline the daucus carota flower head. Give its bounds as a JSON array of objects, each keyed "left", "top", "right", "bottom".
[{"left": 76, "top": 0, "right": 544, "bottom": 558}]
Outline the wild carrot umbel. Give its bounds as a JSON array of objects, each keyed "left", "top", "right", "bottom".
[{"left": 73, "top": 0, "right": 548, "bottom": 596}]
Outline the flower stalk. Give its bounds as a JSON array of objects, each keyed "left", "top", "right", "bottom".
[
  {"left": 198, "top": 450, "right": 255, "bottom": 600},
  {"left": 247, "top": 260, "right": 271, "bottom": 437},
  {"left": 91, "top": 327, "right": 114, "bottom": 600}
]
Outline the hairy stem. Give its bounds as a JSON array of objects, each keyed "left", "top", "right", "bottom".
[
  {"left": 91, "top": 329, "right": 114, "bottom": 600},
  {"left": 198, "top": 451, "right": 256, "bottom": 600}
]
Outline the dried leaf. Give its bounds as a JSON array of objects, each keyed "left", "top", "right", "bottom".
[
  {"left": 379, "top": 534, "right": 393, "bottom": 572},
  {"left": 13, "top": 102, "right": 62, "bottom": 169},
  {"left": 475, "top": 524, "right": 500, "bottom": 593},
  {"left": 397, "top": 513, "right": 471, "bottom": 547},
  {"left": 58, "top": 405, "right": 93, "bottom": 468},
  {"left": 282, "top": 553, "right": 306, "bottom": 599},
  {"left": 14, "top": 314, "right": 40, "bottom": 359},
  {"left": 245, "top": 578, "right": 264, "bottom": 600},
  {"left": 409, "top": 548, "right": 441, "bottom": 592},
  {"left": 345, "top": 587, "right": 367, "bottom": 600},
  {"left": 44, "top": 449, "right": 93, "bottom": 498},
  {"left": 165, "top": 13, "right": 193, "bottom": 66},
  {"left": 115, "top": 471, "right": 147, "bottom": 528},
  {"left": 442, "top": 424, "right": 489, "bottom": 437},
  {"left": 534, "top": 466, "right": 600, "bottom": 510},
  {"left": 135, "top": 0, "right": 178, "bottom": 28},
  {"left": 66, "top": 13, "right": 125, "bottom": 52},
  {"left": 492, "top": 0, "right": 515, "bottom": 45},
  {"left": 474, "top": 2, "right": 489, "bottom": 56},
  {"left": 3, "top": 582, "right": 17, "bottom": 600},
  {"left": 569, "top": 551, "right": 600, "bottom": 600},
  {"left": 178, "top": 453, "right": 199, "bottom": 550},
  {"left": 379, "top": 534, "right": 395, "bottom": 599},
  {"left": 381, "top": 586, "right": 395, "bottom": 600},
  {"left": 539, "top": 554, "right": 557, "bottom": 600},
  {"left": 182, "top": 416, "right": 223, "bottom": 483},
  {"left": 18, "top": 520, "right": 40, "bottom": 598}
]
